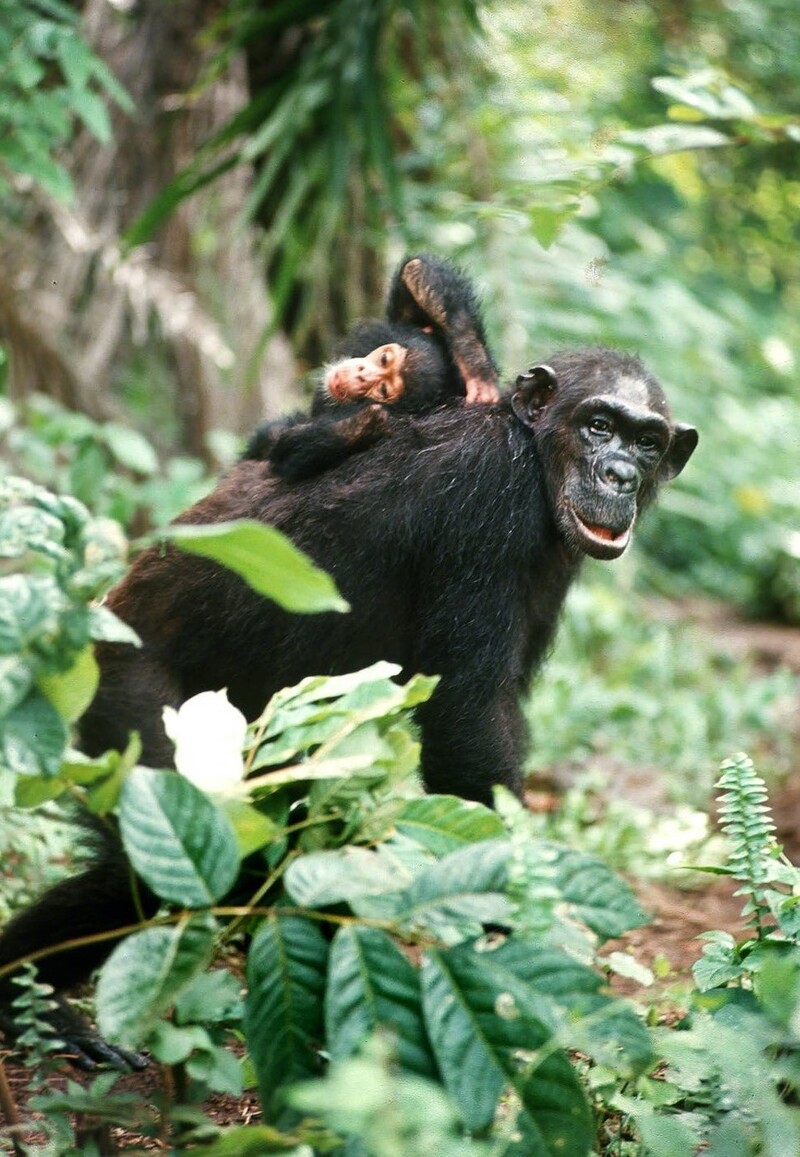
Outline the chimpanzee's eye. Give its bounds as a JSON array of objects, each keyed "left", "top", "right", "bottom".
[
  {"left": 588, "top": 416, "right": 612, "bottom": 436},
  {"left": 636, "top": 432, "right": 662, "bottom": 454},
  {"left": 380, "top": 349, "right": 392, "bottom": 367}
]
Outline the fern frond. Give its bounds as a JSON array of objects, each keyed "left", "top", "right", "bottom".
[{"left": 715, "top": 753, "right": 777, "bottom": 937}]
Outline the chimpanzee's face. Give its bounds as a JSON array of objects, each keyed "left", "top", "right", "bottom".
[
  {"left": 512, "top": 355, "right": 698, "bottom": 561},
  {"left": 324, "top": 343, "right": 408, "bottom": 403}
]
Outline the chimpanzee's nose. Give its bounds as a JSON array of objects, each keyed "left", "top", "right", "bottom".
[{"left": 602, "top": 458, "right": 638, "bottom": 494}]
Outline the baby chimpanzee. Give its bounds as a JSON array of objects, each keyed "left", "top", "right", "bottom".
[{"left": 244, "top": 254, "right": 500, "bottom": 482}]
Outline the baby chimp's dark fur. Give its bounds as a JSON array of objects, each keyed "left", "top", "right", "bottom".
[{"left": 245, "top": 254, "right": 499, "bottom": 482}]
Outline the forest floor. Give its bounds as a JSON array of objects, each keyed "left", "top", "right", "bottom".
[{"left": 2, "top": 600, "right": 799, "bottom": 1152}]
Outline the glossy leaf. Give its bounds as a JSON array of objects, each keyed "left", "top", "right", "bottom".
[
  {"left": 245, "top": 915, "right": 328, "bottom": 1113},
  {"left": 397, "top": 839, "right": 512, "bottom": 936},
  {"left": 119, "top": 767, "right": 240, "bottom": 907},
  {"left": 37, "top": 644, "right": 99, "bottom": 723},
  {"left": 395, "top": 794, "right": 505, "bottom": 856},
  {"left": 550, "top": 845, "right": 649, "bottom": 940},
  {"left": 285, "top": 846, "right": 409, "bottom": 909},
  {"left": 325, "top": 926, "right": 436, "bottom": 1077},
  {"left": 166, "top": 520, "right": 349, "bottom": 614},
  {"left": 422, "top": 944, "right": 592, "bottom": 1151}
]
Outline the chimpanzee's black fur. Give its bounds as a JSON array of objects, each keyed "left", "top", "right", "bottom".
[{"left": 0, "top": 346, "right": 697, "bottom": 1068}]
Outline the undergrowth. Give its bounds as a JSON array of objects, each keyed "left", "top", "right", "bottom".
[{"left": 3, "top": 478, "right": 800, "bottom": 1156}]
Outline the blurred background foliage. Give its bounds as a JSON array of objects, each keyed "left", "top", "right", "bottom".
[{"left": 0, "top": 0, "right": 798, "bottom": 804}]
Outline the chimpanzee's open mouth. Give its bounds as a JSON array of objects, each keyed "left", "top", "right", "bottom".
[{"left": 570, "top": 509, "right": 632, "bottom": 559}]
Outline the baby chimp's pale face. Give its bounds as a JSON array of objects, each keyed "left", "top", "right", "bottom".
[{"left": 324, "top": 343, "right": 408, "bottom": 403}]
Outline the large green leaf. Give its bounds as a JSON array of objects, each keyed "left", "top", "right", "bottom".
[
  {"left": 550, "top": 845, "right": 649, "bottom": 940},
  {"left": 325, "top": 926, "right": 436, "bottom": 1077},
  {"left": 103, "top": 422, "right": 159, "bottom": 475},
  {"left": 457, "top": 936, "right": 652, "bottom": 1078},
  {"left": 0, "top": 657, "right": 34, "bottom": 716},
  {"left": 0, "top": 574, "right": 61, "bottom": 652},
  {"left": 119, "top": 767, "right": 240, "bottom": 907},
  {"left": 396, "top": 839, "right": 512, "bottom": 937},
  {"left": 421, "top": 945, "right": 592, "bottom": 1153},
  {"left": 394, "top": 795, "right": 505, "bottom": 856},
  {"left": 96, "top": 913, "right": 217, "bottom": 1050},
  {"left": 245, "top": 915, "right": 329, "bottom": 1114},
  {"left": 1, "top": 692, "right": 67, "bottom": 777},
  {"left": 166, "top": 520, "right": 349, "bottom": 614},
  {"left": 285, "top": 846, "right": 410, "bottom": 909},
  {"left": 37, "top": 643, "right": 99, "bottom": 723}
]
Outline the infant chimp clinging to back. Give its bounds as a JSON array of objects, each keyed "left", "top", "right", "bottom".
[{"left": 245, "top": 254, "right": 500, "bottom": 483}]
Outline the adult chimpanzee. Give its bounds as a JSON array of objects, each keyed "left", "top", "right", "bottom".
[
  {"left": 0, "top": 346, "right": 697, "bottom": 1067},
  {"left": 245, "top": 254, "right": 500, "bottom": 482}
]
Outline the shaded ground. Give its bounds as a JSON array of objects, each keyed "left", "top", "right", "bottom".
[{"left": 1, "top": 599, "right": 798, "bottom": 1152}]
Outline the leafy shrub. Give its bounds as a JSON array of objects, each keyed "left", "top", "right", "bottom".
[
  {"left": 0, "top": 0, "right": 131, "bottom": 205},
  {"left": 0, "top": 393, "right": 213, "bottom": 530},
  {"left": 0, "top": 476, "right": 653, "bottom": 1155},
  {"left": 0, "top": 475, "right": 135, "bottom": 784},
  {"left": 4, "top": 477, "right": 800, "bottom": 1155},
  {"left": 527, "top": 577, "right": 797, "bottom": 803},
  {"left": 611, "top": 755, "right": 800, "bottom": 1156}
]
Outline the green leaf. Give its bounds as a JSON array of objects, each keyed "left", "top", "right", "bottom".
[
  {"left": 421, "top": 945, "right": 592, "bottom": 1150},
  {"left": 56, "top": 32, "right": 92, "bottom": 89},
  {"left": 289, "top": 1051, "right": 478, "bottom": 1154},
  {"left": 119, "top": 767, "right": 240, "bottom": 907},
  {"left": 88, "top": 603, "right": 141, "bottom": 645},
  {"left": 96, "top": 913, "right": 217, "bottom": 1050},
  {"left": 619, "top": 123, "right": 730, "bottom": 155},
  {"left": 550, "top": 845, "right": 649, "bottom": 940},
  {"left": 0, "top": 656, "right": 34, "bottom": 715},
  {"left": 187, "top": 1040, "right": 244, "bottom": 1095},
  {"left": 395, "top": 795, "right": 505, "bottom": 856},
  {"left": 285, "top": 846, "right": 409, "bottom": 909},
  {"left": 0, "top": 574, "right": 61, "bottom": 653},
  {"left": 529, "top": 205, "right": 575, "bottom": 249},
  {"left": 245, "top": 915, "right": 328, "bottom": 1113},
  {"left": 692, "top": 932, "right": 742, "bottom": 991},
  {"left": 615, "top": 1097, "right": 696, "bottom": 1157},
  {"left": 174, "top": 968, "right": 242, "bottom": 1025},
  {"left": 469, "top": 937, "right": 652, "bottom": 1078},
  {"left": 1, "top": 692, "right": 67, "bottom": 777},
  {"left": 397, "top": 839, "right": 512, "bottom": 936},
  {"left": 166, "top": 520, "right": 349, "bottom": 614},
  {"left": 652, "top": 72, "right": 756, "bottom": 120},
  {"left": 325, "top": 926, "right": 436, "bottom": 1077},
  {"left": 222, "top": 797, "right": 279, "bottom": 858},
  {"left": 251, "top": 663, "right": 433, "bottom": 772},
  {"left": 13, "top": 772, "right": 66, "bottom": 807},
  {"left": 37, "top": 644, "right": 99, "bottom": 722},
  {"left": 147, "top": 1020, "right": 212, "bottom": 1065},
  {"left": 102, "top": 423, "right": 159, "bottom": 475}
]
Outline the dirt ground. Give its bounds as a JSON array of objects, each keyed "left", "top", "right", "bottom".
[{"left": 1, "top": 601, "right": 799, "bottom": 1152}]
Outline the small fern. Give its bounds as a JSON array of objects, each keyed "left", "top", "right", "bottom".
[
  {"left": 715, "top": 752, "right": 778, "bottom": 937},
  {"left": 11, "top": 963, "right": 65, "bottom": 1067}
]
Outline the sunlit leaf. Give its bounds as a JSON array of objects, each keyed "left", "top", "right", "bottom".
[
  {"left": 119, "top": 767, "right": 240, "bottom": 907},
  {"left": 166, "top": 520, "right": 349, "bottom": 614}
]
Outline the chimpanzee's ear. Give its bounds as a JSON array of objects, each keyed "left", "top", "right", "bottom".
[
  {"left": 511, "top": 365, "right": 558, "bottom": 427},
  {"left": 660, "top": 423, "right": 698, "bottom": 480}
]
